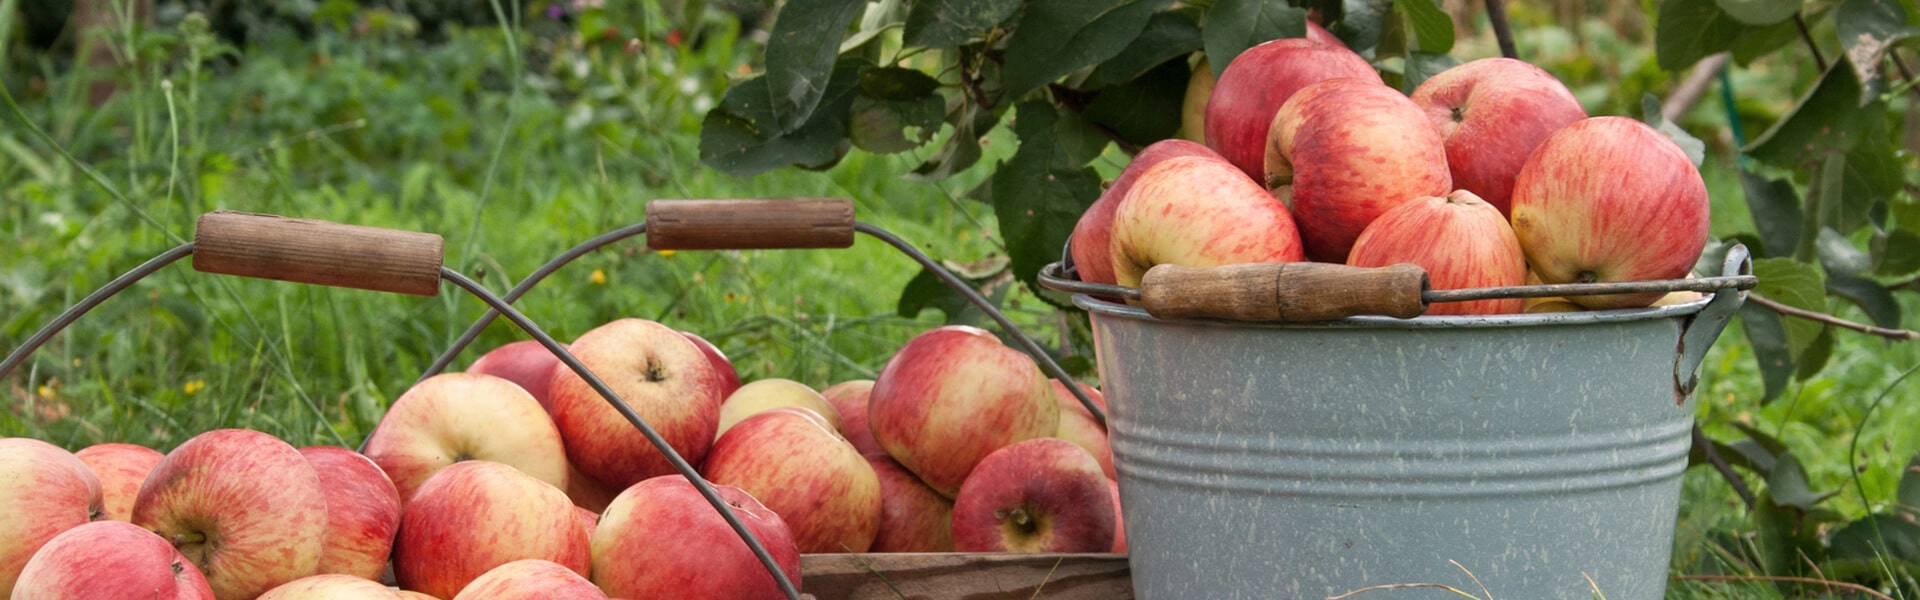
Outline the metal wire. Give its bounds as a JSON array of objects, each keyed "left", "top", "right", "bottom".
[
  {"left": 438, "top": 267, "right": 803, "bottom": 600},
  {"left": 0, "top": 242, "right": 196, "bottom": 382}
]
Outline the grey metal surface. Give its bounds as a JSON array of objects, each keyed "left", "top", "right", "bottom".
[{"left": 1081, "top": 296, "right": 1728, "bottom": 600}]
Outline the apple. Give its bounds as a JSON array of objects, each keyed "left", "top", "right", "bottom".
[
  {"left": 466, "top": 339, "right": 565, "bottom": 409},
  {"left": 951, "top": 438, "right": 1116, "bottom": 553},
  {"left": 1203, "top": 37, "right": 1381, "bottom": 182},
  {"left": 564, "top": 464, "right": 620, "bottom": 513},
  {"left": 864, "top": 453, "right": 955, "bottom": 553},
  {"left": 1510, "top": 116, "right": 1710, "bottom": 309},
  {"left": 0, "top": 438, "right": 104, "bottom": 596},
  {"left": 1410, "top": 57, "right": 1588, "bottom": 217},
  {"left": 362, "top": 372, "right": 570, "bottom": 505},
  {"left": 820, "top": 379, "right": 883, "bottom": 456},
  {"left": 452, "top": 559, "right": 608, "bottom": 600},
  {"left": 298, "top": 446, "right": 402, "bottom": 581},
  {"left": 1347, "top": 190, "right": 1528, "bottom": 315},
  {"left": 1178, "top": 55, "right": 1214, "bottom": 144},
  {"left": 1108, "top": 479, "right": 1128, "bottom": 554},
  {"left": 73, "top": 442, "right": 162, "bottom": 523},
  {"left": 255, "top": 574, "right": 401, "bottom": 599},
  {"left": 683, "top": 330, "right": 744, "bottom": 399},
  {"left": 869, "top": 325, "right": 1061, "bottom": 498},
  {"left": 1069, "top": 139, "right": 1222, "bottom": 288},
  {"left": 391, "top": 460, "right": 590, "bottom": 600},
  {"left": 546, "top": 317, "right": 728, "bottom": 489},
  {"left": 1108, "top": 154, "right": 1306, "bottom": 288},
  {"left": 1266, "top": 77, "right": 1454, "bottom": 263},
  {"left": 395, "top": 592, "right": 437, "bottom": 600},
  {"left": 591, "top": 475, "right": 802, "bottom": 599},
  {"left": 1047, "top": 380, "right": 1115, "bottom": 480},
  {"left": 133, "top": 428, "right": 329, "bottom": 600},
  {"left": 701, "top": 406, "right": 881, "bottom": 553},
  {"left": 10, "top": 520, "right": 214, "bottom": 600},
  {"left": 715, "top": 378, "right": 845, "bottom": 439}
]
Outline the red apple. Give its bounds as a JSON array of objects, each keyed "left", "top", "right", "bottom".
[
  {"left": 0, "top": 437, "right": 103, "bottom": 596},
  {"left": 391, "top": 460, "right": 590, "bottom": 600},
  {"left": 1410, "top": 57, "right": 1588, "bottom": 217},
  {"left": 820, "top": 379, "right": 882, "bottom": 456},
  {"left": 11, "top": 520, "right": 214, "bottom": 600},
  {"left": 591, "top": 475, "right": 802, "bottom": 599},
  {"left": 1267, "top": 76, "right": 1453, "bottom": 263},
  {"left": 255, "top": 574, "right": 401, "bottom": 599},
  {"left": 73, "top": 442, "right": 162, "bottom": 523},
  {"left": 1203, "top": 38, "right": 1381, "bottom": 182},
  {"left": 682, "top": 330, "right": 743, "bottom": 399},
  {"left": 564, "top": 464, "right": 620, "bottom": 513},
  {"left": 869, "top": 325, "right": 1061, "bottom": 498},
  {"left": 715, "top": 378, "right": 845, "bottom": 439},
  {"left": 546, "top": 318, "right": 727, "bottom": 489},
  {"left": 1108, "top": 479, "right": 1128, "bottom": 554},
  {"left": 1305, "top": 19, "right": 1345, "bottom": 48},
  {"left": 133, "top": 428, "right": 329, "bottom": 600},
  {"left": 951, "top": 438, "right": 1116, "bottom": 553},
  {"left": 466, "top": 339, "right": 565, "bottom": 409},
  {"left": 1069, "top": 139, "right": 1221, "bottom": 288},
  {"left": 1347, "top": 190, "right": 1528, "bottom": 315},
  {"left": 362, "top": 372, "right": 570, "bottom": 505},
  {"left": 701, "top": 407, "right": 881, "bottom": 553},
  {"left": 1178, "top": 55, "right": 1214, "bottom": 144},
  {"left": 452, "top": 559, "right": 608, "bottom": 600},
  {"left": 1048, "top": 380, "right": 1115, "bottom": 480},
  {"left": 1509, "top": 116, "right": 1710, "bottom": 309},
  {"left": 298, "top": 446, "right": 403, "bottom": 581},
  {"left": 864, "top": 453, "right": 955, "bottom": 553},
  {"left": 1109, "top": 154, "right": 1306, "bottom": 288}
]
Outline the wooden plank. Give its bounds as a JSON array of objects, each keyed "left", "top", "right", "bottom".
[{"left": 799, "top": 553, "right": 1132, "bottom": 600}]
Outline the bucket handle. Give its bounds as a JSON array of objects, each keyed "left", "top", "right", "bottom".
[{"left": 1672, "top": 243, "right": 1752, "bottom": 403}]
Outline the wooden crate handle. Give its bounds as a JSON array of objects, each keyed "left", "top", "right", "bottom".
[
  {"left": 192, "top": 210, "right": 445, "bottom": 297},
  {"left": 645, "top": 198, "right": 856, "bottom": 250},
  {"left": 1139, "top": 262, "right": 1429, "bottom": 322}
]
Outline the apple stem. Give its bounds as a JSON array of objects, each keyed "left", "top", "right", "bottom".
[
  {"left": 1577, "top": 271, "right": 1599, "bottom": 284},
  {"left": 173, "top": 531, "right": 208, "bottom": 546},
  {"left": 1009, "top": 508, "right": 1037, "bottom": 534}
]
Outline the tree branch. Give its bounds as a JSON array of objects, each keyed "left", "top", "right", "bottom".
[
  {"left": 1795, "top": 13, "right": 1828, "bottom": 72},
  {"left": 1693, "top": 424, "right": 1756, "bottom": 511},
  {"left": 1664, "top": 52, "right": 1730, "bottom": 122},
  {"left": 1751, "top": 293, "right": 1920, "bottom": 340},
  {"left": 1484, "top": 0, "right": 1518, "bottom": 60}
]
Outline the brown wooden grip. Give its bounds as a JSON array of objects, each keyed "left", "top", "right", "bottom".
[
  {"left": 645, "top": 198, "right": 855, "bottom": 250},
  {"left": 192, "top": 210, "right": 445, "bottom": 297},
  {"left": 1139, "top": 262, "right": 1429, "bottom": 322}
]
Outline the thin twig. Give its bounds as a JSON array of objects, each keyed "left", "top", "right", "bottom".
[
  {"left": 1669, "top": 575, "right": 1896, "bottom": 600},
  {"left": 1484, "top": 0, "right": 1518, "bottom": 59},
  {"left": 1326, "top": 583, "right": 1483, "bottom": 599},
  {"left": 1750, "top": 294, "right": 1920, "bottom": 340},
  {"left": 1795, "top": 13, "right": 1828, "bottom": 72},
  {"left": 1451, "top": 560, "right": 1494, "bottom": 600},
  {"left": 1694, "top": 424, "right": 1757, "bottom": 510}
]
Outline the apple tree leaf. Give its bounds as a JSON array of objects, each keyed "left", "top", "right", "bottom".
[
  {"left": 903, "top": 0, "right": 1022, "bottom": 49},
  {"left": 1837, "top": 0, "right": 1920, "bottom": 94},
  {"left": 700, "top": 58, "right": 868, "bottom": 176},
  {"left": 1768, "top": 452, "right": 1841, "bottom": 510},
  {"left": 1898, "top": 451, "right": 1920, "bottom": 515},
  {"left": 991, "top": 101, "right": 1107, "bottom": 305},
  {"left": 1393, "top": 0, "right": 1453, "bottom": 54},
  {"left": 1744, "top": 60, "right": 1869, "bottom": 170},
  {"left": 1828, "top": 513, "right": 1920, "bottom": 564},
  {"left": 764, "top": 0, "right": 867, "bottom": 134},
  {"left": 1083, "top": 58, "right": 1190, "bottom": 147},
  {"left": 1656, "top": 0, "right": 1750, "bottom": 71},
  {"left": 907, "top": 99, "right": 1001, "bottom": 182},
  {"left": 1641, "top": 94, "right": 1707, "bottom": 167},
  {"left": 1084, "top": 9, "right": 1203, "bottom": 89},
  {"left": 1203, "top": 0, "right": 1308, "bottom": 77},
  {"left": 1713, "top": 0, "right": 1802, "bottom": 25},
  {"left": 1741, "top": 169, "right": 1803, "bottom": 258},
  {"left": 1751, "top": 257, "right": 1829, "bottom": 359},
  {"left": 896, "top": 262, "right": 1013, "bottom": 326},
  {"left": 849, "top": 94, "right": 946, "bottom": 154},
  {"left": 1394, "top": 52, "right": 1461, "bottom": 94},
  {"left": 1001, "top": 0, "right": 1171, "bottom": 100},
  {"left": 1826, "top": 273, "right": 1903, "bottom": 328},
  {"left": 1794, "top": 327, "right": 1834, "bottom": 380},
  {"left": 1874, "top": 228, "right": 1920, "bottom": 275},
  {"left": 1738, "top": 303, "right": 1794, "bottom": 403},
  {"left": 1333, "top": 0, "right": 1392, "bottom": 54},
  {"left": 1815, "top": 227, "right": 1874, "bottom": 275},
  {"left": 1731, "top": 18, "right": 1804, "bottom": 65},
  {"left": 859, "top": 66, "right": 941, "bottom": 101}
]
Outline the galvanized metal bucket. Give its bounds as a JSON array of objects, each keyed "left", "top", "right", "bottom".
[{"left": 1067, "top": 249, "right": 1749, "bottom": 599}]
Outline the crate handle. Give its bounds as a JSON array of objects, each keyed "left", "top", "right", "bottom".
[
  {"left": 192, "top": 210, "right": 445, "bottom": 297},
  {"left": 646, "top": 198, "right": 855, "bottom": 250}
]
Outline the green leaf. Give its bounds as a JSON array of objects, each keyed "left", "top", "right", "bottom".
[
  {"left": 991, "top": 101, "right": 1107, "bottom": 305},
  {"left": 1002, "top": 0, "right": 1172, "bottom": 99},
  {"left": 1713, "top": 0, "right": 1803, "bottom": 24},
  {"left": 764, "top": 0, "right": 867, "bottom": 134},
  {"left": 1731, "top": 420, "right": 1792, "bottom": 457},
  {"left": 1730, "top": 18, "right": 1804, "bottom": 64},
  {"left": 1815, "top": 227, "right": 1874, "bottom": 274},
  {"left": 1793, "top": 326, "right": 1833, "bottom": 380},
  {"left": 1826, "top": 272, "right": 1903, "bottom": 328},
  {"left": 907, "top": 100, "right": 1000, "bottom": 182},
  {"left": 1744, "top": 59, "right": 1868, "bottom": 168},
  {"left": 1203, "top": 0, "right": 1308, "bottom": 78},
  {"left": 699, "top": 59, "right": 869, "bottom": 176},
  {"left": 1768, "top": 452, "right": 1840, "bottom": 510},
  {"left": 1084, "top": 9, "right": 1203, "bottom": 88},
  {"left": 1083, "top": 58, "right": 1190, "bottom": 146},
  {"left": 1334, "top": 0, "right": 1392, "bottom": 54},
  {"left": 1828, "top": 513, "right": 1920, "bottom": 563},
  {"left": 1395, "top": 52, "right": 1461, "bottom": 94},
  {"left": 1899, "top": 451, "right": 1920, "bottom": 515},
  {"left": 1657, "top": 0, "right": 1749, "bottom": 71},
  {"left": 1837, "top": 0, "right": 1920, "bottom": 93},
  {"left": 903, "top": 0, "right": 1022, "bottom": 48},
  {"left": 1741, "top": 169, "right": 1803, "bottom": 258},
  {"left": 859, "top": 67, "right": 942, "bottom": 101},
  {"left": 1393, "top": 0, "right": 1453, "bottom": 54},
  {"left": 1296, "top": 0, "right": 1345, "bottom": 29},
  {"left": 1842, "top": 108, "right": 1903, "bottom": 220},
  {"left": 1751, "top": 257, "right": 1829, "bottom": 358},
  {"left": 849, "top": 94, "right": 946, "bottom": 154},
  {"left": 1737, "top": 302, "right": 1793, "bottom": 403},
  {"left": 1874, "top": 228, "right": 1920, "bottom": 275},
  {"left": 895, "top": 261, "right": 1014, "bottom": 326},
  {"left": 1641, "top": 94, "right": 1707, "bottom": 167}
]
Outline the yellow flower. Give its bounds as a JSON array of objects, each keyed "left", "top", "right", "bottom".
[
  {"left": 36, "top": 385, "right": 55, "bottom": 399},
  {"left": 590, "top": 269, "right": 607, "bottom": 285},
  {"left": 658, "top": 249, "right": 677, "bottom": 258},
  {"left": 183, "top": 380, "right": 206, "bottom": 395}
]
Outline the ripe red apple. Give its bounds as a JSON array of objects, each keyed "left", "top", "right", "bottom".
[
  {"left": 255, "top": 574, "right": 401, "bottom": 599},
  {"left": 73, "top": 442, "right": 162, "bottom": 523},
  {"left": 1509, "top": 116, "right": 1710, "bottom": 309},
  {"left": 682, "top": 330, "right": 743, "bottom": 399},
  {"left": 0, "top": 437, "right": 104, "bottom": 596},
  {"left": 391, "top": 460, "right": 590, "bottom": 600},
  {"left": 1109, "top": 479, "right": 1128, "bottom": 554},
  {"left": 1069, "top": 139, "right": 1221, "bottom": 288},
  {"left": 591, "top": 475, "right": 802, "bottom": 599},
  {"left": 466, "top": 339, "right": 565, "bottom": 409},
  {"left": 1048, "top": 380, "right": 1115, "bottom": 480},
  {"left": 133, "top": 428, "right": 329, "bottom": 600},
  {"left": 395, "top": 592, "right": 437, "bottom": 600},
  {"left": 298, "top": 446, "right": 402, "bottom": 581},
  {"left": 869, "top": 325, "right": 1061, "bottom": 498},
  {"left": 1410, "top": 57, "right": 1588, "bottom": 217},
  {"left": 702, "top": 407, "right": 881, "bottom": 553},
  {"left": 1267, "top": 77, "right": 1453, "bottom": 263},
  {"left": 1109, "top": 154, "right": 1306, "bottom": 288},
  {"left": 11, "top": 520, "right": 214, "bottom": 600},
  {"left": 1347, "top": 190, "right": 1528, "bottom": 315},
  {"left": 546, "top": 317, "right": 727, "bottom": 489},
  {"left": 362, "top": 372, "right": 570, "bottom": 504},
  {"left": 951, "top": 438, "right": 1116, "bottom": 553},
  {"left": 864, "top": 453, "right": 955, "bottom": 553},
  {"left": 715, "top": 378, "right": 845, "bottom": 439},
  {"left": 1203, "top": 38, "right": 1381, "bottom": 182},
  {"left": 452, "top": 559, "right": 608, "bottom": 600},
  {"left": 820, "top": 379, "right": 883, "bottom": 456}
]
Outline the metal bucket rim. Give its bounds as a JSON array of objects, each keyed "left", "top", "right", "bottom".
[{"left": 1073, "top": 293, "right": 1713, "bottom": 330}]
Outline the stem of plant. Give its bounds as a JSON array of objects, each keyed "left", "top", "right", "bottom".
[
  {"left": 1750, "top": 294, "right": 1919, "bottom": 341},
  {"left": 1485, "top": 0, "right": 1518, "bottom": 60},
  {"left": 1794, "top": 13, "right": 1827, "bottom": 72},
  {"left": 1692, "top": 425, "right": 1756, "bottom": 510}
]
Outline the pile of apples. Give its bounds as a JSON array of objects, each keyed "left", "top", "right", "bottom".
[
  {"left": 0, "top": 318, "right": 1121, "bottom": 599},
  {"left": 1074, "top": 34, "right": 1712, "bottom": 315}
]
